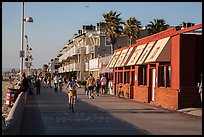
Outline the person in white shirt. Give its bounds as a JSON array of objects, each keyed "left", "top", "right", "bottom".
[
  {"left": 53, "top": 75, "right": 59, "bottom": 92},
  {"left": 100, "top": 75, "right": 107, "bottom": 94}
]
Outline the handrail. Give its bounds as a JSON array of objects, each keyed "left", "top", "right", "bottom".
[{"left": 2, "top": 92, "right": 27, "bottom": 135}]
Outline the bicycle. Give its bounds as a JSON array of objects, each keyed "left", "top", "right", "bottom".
[
  {"left": 68, "top": 87, "right": 81, "bottom": 113},
  {"left": 65, "top": 77, "right": 81, "bottom": 113},
  {"left": 68, "top": 90, "right": 77, "bottom": 113}
]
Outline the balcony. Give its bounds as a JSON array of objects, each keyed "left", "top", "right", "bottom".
[
  {"left": 85, "top": 62, "right": 89, "bottom": 71},
  {"left": 69, "top": 63, "right": 80, "bottom": 72},
  {"left": 65, "top": 64, "right": 70, "bottom": 72},
  {"left": 74, "top": 45, "right": 80, "bottom": 55},
  {"left": 89, "top": 58, "right": 99, "bottom": 71},
  {"left": 69, "top": 46, "right": 80, "bottom": 56},
  {"left": 64, "top": 50, "right": 72, "bottom": 60},
  {"left": 58, "top": 67, "right": 63, "bottom": 73},
  {"left": 86, "top": 45, "right": 96, "bottom": 54}
]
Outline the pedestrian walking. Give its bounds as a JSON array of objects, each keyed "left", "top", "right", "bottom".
[
  {"left": 53, "top": 75, "right": 59, "bottom": 92},
  {"left": 86, "top": 73, "right": 95, "bottom": 99},
  {"left": 35, "top": 76, "right": 41, "bottom": 95},
  {"left": 95, "top": 77, "right": 101, "bottom": 96},
  {"left": 100, "top": 74, "right": 107, "bottom": 94},
  {"left": 47, "top": 76, "right": 52, "bottom": 88},
  {"left": 58, "top": 75, "right": 63, "bottom": 92},
  {"left": 43, "top": 76, "right": 47, "bottom": 88},
  {"left": 27, "top": 76, "right": 33, "bottom": 95}
]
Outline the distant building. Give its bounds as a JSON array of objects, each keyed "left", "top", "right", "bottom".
[
  {"left": 47, "top": 58, "right": 60, "bottom": 78},
  {"left": 57, "top": 23, "right": 129, "bottom": 81}
]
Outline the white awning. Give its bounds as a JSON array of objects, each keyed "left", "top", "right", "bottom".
[
  {"left": 114, "top": 48, "right": 129, "bottom": 67},
  {"left": 107, "top": 51, "right": 122, "bottom": 68},
  {"left": 136, "top": 41, "right": 156, "bottom": 65},
  {"left": 120, "top": 46, "right": 134, "bottom": 67},
  {"left": 145, "top": 37, "right": 171, "bottom": 63},
  {"left": 126, "top": 43, "right": 147, "bottom": 66},
  {"left": 106, "top": 52, "right": 117, "bottom": 68}
]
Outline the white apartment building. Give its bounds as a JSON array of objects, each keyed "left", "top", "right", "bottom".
[{"left": 57, "top": 22, "right": 129, "bottom": 81}]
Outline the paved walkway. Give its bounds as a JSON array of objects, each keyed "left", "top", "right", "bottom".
[{"left": 20, "top": 86, "right": 202, "bottom": 135}]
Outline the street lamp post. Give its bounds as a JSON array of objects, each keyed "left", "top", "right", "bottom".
[
  {"left": 25, "top": 35, "right": 33, "bottom": 77},
  {"left": 20, "top": 2, "right": 33, "bottom": 81}
]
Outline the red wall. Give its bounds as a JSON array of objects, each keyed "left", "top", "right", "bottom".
[
  {"left": 171, "top": 35, "right": 180, "bottom": 89},
  {"left": 134, "top": 86, "right": 149, "bottom": 103},
  {"left": 153, "top": 88, "right": 178, "bottom": 110},
  {"left": 113, "top": 25, "right": 202, "bottom": 110}
]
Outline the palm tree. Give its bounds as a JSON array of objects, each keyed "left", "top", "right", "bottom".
[
  {"left": 123, "top": 17, "right": 142, "bottom": 45},
  {"left": 147, "top": 19, "right": 169, "bottom": 36},
  {"left": 102, "top": 10, "right": 124, "bottom": 54}
]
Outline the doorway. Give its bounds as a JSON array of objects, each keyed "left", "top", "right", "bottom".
[
  {"left": 130, "top": 71, "right": 135, "bottom": 99},
  {"left": 149, "top": 68, "right": 156, "bottom": 102}
]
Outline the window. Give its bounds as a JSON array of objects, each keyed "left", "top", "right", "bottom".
[
  {"left": 158, "top": 66, "right": 165, "bottom": 87},
  {"left": 138, "top": 66, "right": 147, "bottom": 86},
  {"left": 105, "top": 37, "right": 110, "bottom": 46},
  {"left": 166, "top": 66, "right": 171, "bottom": 87},
  {"left": 158, "top": 65, "right": 171, "bottom": 87},
  {"left": 118, "top": 72, "right": 123, "bottom": 84},
  {"left": 54, "top": 64, "right": 60, "bottom": 69},
  {"left": 124, "top": 71, "right": 130, "bottom": 84}
]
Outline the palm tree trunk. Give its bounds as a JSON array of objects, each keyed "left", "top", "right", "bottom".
[{"left": 111, "top": 44, "right": 114, "bottom": 54}]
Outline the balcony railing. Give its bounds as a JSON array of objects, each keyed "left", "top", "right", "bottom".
[
  {"left": 58, "top": 67, "right": 63, "bottom": 73},
  {"left": 70, "top": 46, "right": 80, "bottom": 56},
  {"left": 86, "top": 45, "right": 95, "bottom": 54},
  {"left": 69, "top": 63, "right": 80, "bottom": 72}
]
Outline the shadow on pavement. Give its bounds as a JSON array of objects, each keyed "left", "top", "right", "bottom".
[{"left": 20, "top": 87, "right": 151, "bottom": 135}]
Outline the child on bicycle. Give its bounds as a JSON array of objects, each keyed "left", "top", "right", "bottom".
[{"left": 65, "top": 77, "right": 81, "bottom": 109}]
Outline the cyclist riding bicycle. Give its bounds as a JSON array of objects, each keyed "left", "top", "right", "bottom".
[{"left": 65, "top": 77, "right": 81, "bottom": 110}]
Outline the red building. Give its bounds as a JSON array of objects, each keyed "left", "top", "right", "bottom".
[{"left": 107, "top": 24, "right": 202, "bottom": 110}]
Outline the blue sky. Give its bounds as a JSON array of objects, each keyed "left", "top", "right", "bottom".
[{"left": 2, "top": 2, "right": 202, "bottom": 70}]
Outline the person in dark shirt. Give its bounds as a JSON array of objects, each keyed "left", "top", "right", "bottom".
[
  {"left": 14, "top": 72, "right": 29, "bottom": 101},
  {"left": 21, "top": 73, "right": 29, "bottom": 92},
  {"left": 27, "top": 76, "right": 33, "bottom": 95},
  {"left": 95, "top": 78, "right": 101, "bottom": 96},
  {"left": 35, "top": 76, "right": 41, "bottom": 94}
]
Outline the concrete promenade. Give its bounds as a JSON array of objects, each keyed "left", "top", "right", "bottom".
[{"left": 19, "top": 86, "right": 202, "bottom": 135}]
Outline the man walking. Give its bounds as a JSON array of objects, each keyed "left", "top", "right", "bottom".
[{"left": 100, "top": 74, "right": 107, "bottom": 95}]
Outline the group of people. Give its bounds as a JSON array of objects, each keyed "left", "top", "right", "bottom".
[
  {"left": 53, "top": 75, "right": 64, "bottom": 92},
  {"left": 64, "top": 73, "right": 108, "bottom": 109},
  {"left": 42, "top": 76, "right": 52, "bottom": 88},
  {"left": 85, "top": 73, "right": 108, "bottom": 99},
  {"left": 12, "top": 72, "right": 41, "bottom": 102},
  {"left": 11, "top": 71, "right": 109, "bottom": 111}
]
